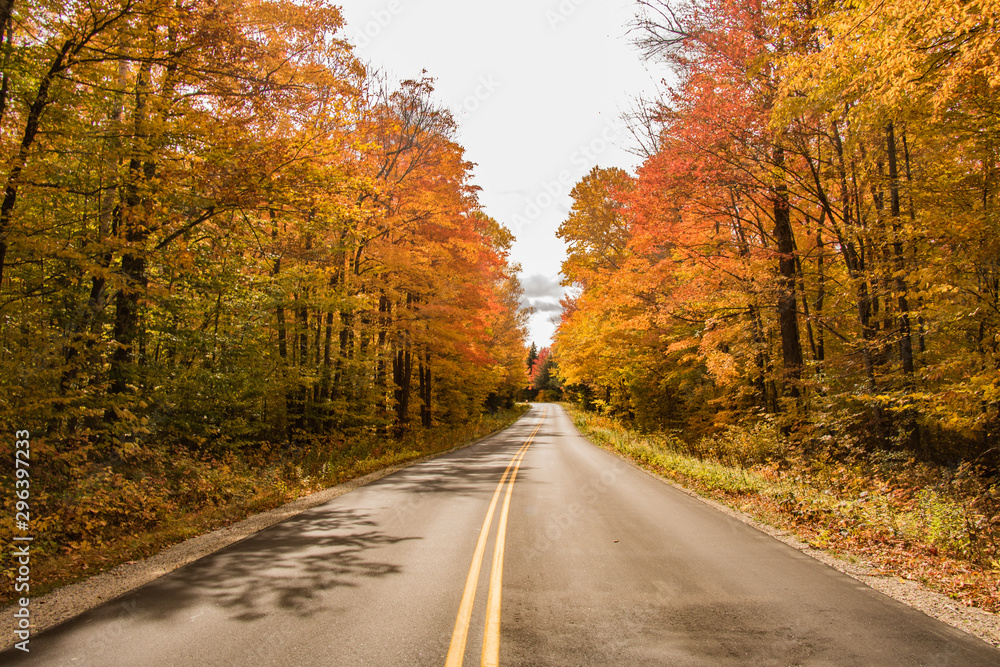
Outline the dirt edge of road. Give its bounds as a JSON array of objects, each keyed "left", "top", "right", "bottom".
[
  {"left": 0, "top": 417, "right": 524, "bottom": 649},
  {"left": 603, "top": 436, "right": 1000, "bottom": 650}
]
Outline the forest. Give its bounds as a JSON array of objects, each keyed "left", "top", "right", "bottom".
[
  {"left": 0, "top": 0, "right": 527, "bottom": 594},
  {"left": 558, "top": 0, "right": 1000, "bottom": 461}
]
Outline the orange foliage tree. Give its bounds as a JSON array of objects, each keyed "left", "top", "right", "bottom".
[
  {"left": 0, "top": 0, "right": 528, "bottom": 455},
  {"left": 557, "top": 0, "right": 1000, "bottom": 461}
]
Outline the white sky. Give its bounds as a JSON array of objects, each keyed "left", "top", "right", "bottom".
[{"left": 339, "top": 0, "right": 671, "bottom": 348}]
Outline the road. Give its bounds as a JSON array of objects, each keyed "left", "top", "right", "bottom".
[{"left": 4, "top": 403, "right": 999, "bottom": 665}]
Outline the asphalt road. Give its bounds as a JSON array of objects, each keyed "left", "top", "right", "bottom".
[{"left": 4, "top": 403, "right": 999, "bottom": 666}]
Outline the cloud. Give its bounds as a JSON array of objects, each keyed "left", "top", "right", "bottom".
[
  {"left": 530, "top": 299, "right": 563, "bottom": 313},
  {"left": 521, "top": 273, "right": 564, "bottom": 299},
  {"left": 518, "top": 273, "right": 566, "bottom": 316}
]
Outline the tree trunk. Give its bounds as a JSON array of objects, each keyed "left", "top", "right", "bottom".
[
  {"left": 318, "top": 285, "right": 335, "bottom": 429},
  {"left": 418, "top": 350, "right": 432, "bottom": 428},
  {"left": 394, "top": 347, "right": 412, "bottom": 428},
  {"left": 901, "top": 130, "right": 926, "bottom": 354},
  {"left": 393, "top": 293, "right": 413, "bottom": 429},
  {"left": 0, "top": 0, "right": 13, "bottom": 44},
  {"left": 376, "top": 292, "right": 390, "bottom": 404},
  {"left": 295, "top": 290, "right": 309, "bottom": 431},
  {"left": 814, "top": 227, "right": 825, "bottom": 363},
  {"left": 772, "top": 145, "right": 804, "bottom": 400},
  {"left": 887, "top": 122, "right": 920, "bottom": 451},
  {"left": 0, "top": 14, "right": 13, "bottom": 135},
  {"left": 886, "top": 123, "right": 915, "bottom": 377},
  {"left": 109, "top": 57, "right": 155, "bottom": 395}
]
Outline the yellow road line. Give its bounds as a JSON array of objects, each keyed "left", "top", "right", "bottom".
[
  {"left": 445, "top": 408, "right": 546, "bottom": 667},
  {"left": 480, "top": 433, "right": 530, "bottom": 666}
]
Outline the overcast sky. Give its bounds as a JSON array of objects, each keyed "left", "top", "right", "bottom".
[{"left": 339, "top": 0, "right": 670, "bottom": 347}]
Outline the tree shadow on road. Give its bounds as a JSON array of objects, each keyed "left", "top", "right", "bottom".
[
  {"left": 42, "top": 506, "right": 419, "bottom": 634},
  {"left": 372, "top": 443, "right": 539, "bottom": 502}
]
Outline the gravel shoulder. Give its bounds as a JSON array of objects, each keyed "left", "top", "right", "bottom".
[
  {"left": 0, "top": 425, "right": 511, "bottom": 650},
  {"left": 625, "top": 456, "right": 1000, "bottom": 649}
]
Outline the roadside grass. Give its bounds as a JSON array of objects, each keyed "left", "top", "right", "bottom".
[
  {"left": 0, "top": 405, "right": 528, "bottom": 606},
  {"left": 566, "top": 404, "right": 1000, "bottom": 613}
]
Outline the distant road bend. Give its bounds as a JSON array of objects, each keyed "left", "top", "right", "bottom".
[{"left": 5, "top": 404, "right": 999, "bottom": 665}]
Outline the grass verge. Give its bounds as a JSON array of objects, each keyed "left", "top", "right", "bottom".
[
  {"left": 0, "top": 405, "right": 528, "bottom": 606},
  {"left": 565, "top": 404, "right": 1000, "bottom": 613}
]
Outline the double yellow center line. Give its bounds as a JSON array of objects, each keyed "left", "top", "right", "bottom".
[{"left": 445, "top": 407, "right": 546, "bottom": 667}]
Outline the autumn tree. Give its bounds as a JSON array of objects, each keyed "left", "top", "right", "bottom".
[
  {"left": 0, "top": 0, "right": 527, "bottom": 458},
  {"left": 558, "top": 0, "right": 1000, "bottom": 461}
]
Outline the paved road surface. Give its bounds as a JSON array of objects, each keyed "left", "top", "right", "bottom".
[{"left": 4, "top": 404, "right": 999, "bottom": 665}]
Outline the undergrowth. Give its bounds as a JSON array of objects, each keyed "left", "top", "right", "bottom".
[{"left": 567, "top": 404, "right": 1000, "bottom": 613}]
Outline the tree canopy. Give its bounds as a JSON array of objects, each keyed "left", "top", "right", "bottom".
[
  {"left": 0, "top": 0, "right": 529, "bottom": 453},
  {"left": 557, "top": 0, "right": 1000, "bottom": 460}
]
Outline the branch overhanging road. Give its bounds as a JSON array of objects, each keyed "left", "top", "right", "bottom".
[{"left": 4, "top": 404, "right": 999, "bottom": 666}]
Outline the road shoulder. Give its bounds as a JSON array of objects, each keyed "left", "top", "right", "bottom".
[
  {"left": 557, "top": 403, "right": 1000, "bottom": 649},
  {"left": 0, "top": 413, "right": 528, "bottom": 649}
]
